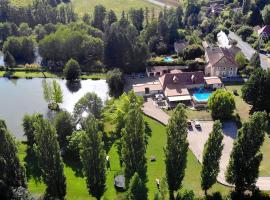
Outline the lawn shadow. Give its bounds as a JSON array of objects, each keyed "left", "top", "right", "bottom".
[
  {"left": 23, "top": 146, "right": 42, "bottom": 183},
  {"left": 63, "top": 153, "right": 84, "bottom": 177}
]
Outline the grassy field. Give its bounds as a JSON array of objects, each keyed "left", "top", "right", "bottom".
[
  {"left": 17, "top": 116, "right": 231, "bottom": 199},
  {"left": 260, "top": 136, "right": 270, "bottom": 177},
  {"left": 71, "top": 0, "right": 161, "bottom": 17},
  {"left": 10, "top": 0, "right": 161, "bottom": 16}
]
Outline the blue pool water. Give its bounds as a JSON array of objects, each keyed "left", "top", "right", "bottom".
[
  {"left": 164, "top": 56, "right": 174, "bottom": 62},
  {"left": 193, "top": 88, "right": 212, "bottom": 102}
]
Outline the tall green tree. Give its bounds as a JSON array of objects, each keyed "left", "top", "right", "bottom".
[
  {"left": 122, "top": 103, "right": 147, "bottom": 183},
  {"left": 80, "top": 115, "right": 106, "bottom": 200},
  {"left": 54, "top": 111, "right": 75, "bottom": 150},
  {"left": 129, "top": 8, "right": 144, "bottom": 31},
  {"left": 226, "top": 112, "right": 267, "bottom": 194},
  {"left": 242, "top": 68, "right": 270, "bottom": 113},
  {"left": 201, "top": 120, "right": 224, "bottom": 194},
  {"left": 262, "top": 4, "right": 270, "bottom": 25},
  {"left": 127, "top": 173, "right": 148, "bottom": 200},
  {"left": 250, "top": 52, "right": 261, "bottom": 68},
  {"left": 92, "top": 5, "right": 106, "bottom": 31},
  {"left": 106, "top": 68, "right": 125, "bottom": 97},
  {"left": 0, "top": 120, "right": 27, "bottom": 199},
  {"left": 208, "top": 89, "right": 235, "bottom": 120},
  {"left": 164, "top": 104, "right": 189, "bottom": 199},
  {"left": 64, "top": 59, "right": 81, "bottom": 80},
  {"left": 34, "top": 117, "right": 66, "bottom": 199},
  {"left": 73, "top": 92, "right": 103, "bottom": 119}
]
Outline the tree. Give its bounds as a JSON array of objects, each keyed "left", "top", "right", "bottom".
[
  {"left": 127, "top": 173, "right": 148, "bottom": 200},
  {"left": 242, "top": 68, "right": 270, "bottom": 113},
  {"left": 34, "top": 117, "right": 66, "bottom": 199},
  {"left": 242, "top": 0, "right": 251, "bottom": 14},
  {"left": 208, "top": 89, "right": 235, "bottom": 120},
  {"left": 226, "top": 112, "right": 267, "bottom": 194},
  {"left": 42, "top": 80, "right": 63, "bottom": 110},
  {"left": 106, "top": 68, "right": 125, "bottom": 97},
  {"left": 235, "top": 52, "right": 247, "bottom": 70},
  {"left": 80, "top": 115, "right": 106, "bottom": 200},
  {"left": 0, "top": 120, "right": 27, "bottom": 199},
  {"left": 73, "top": 92, "right": 103, "bottom": 119},
  {"left": 262, "top": 4, "right": 270, "bottom": 25},
  {"left": 64, "top": 59, "right": 81, "bottom": 80},
  {"left": 201, "top": 120, "right": 224, "bottom": 194},
  {"left": 122, "top": 103, "right": 147, "bottom": 183},
  {"left": 248, "top": 5, "right": 263, "bottom": 26},
  {"left": 92, "top": 5, "right": 106, "bottom": 31},
  {"left": 54, "top": 111, "right": 75, "bottom": 150},
  {"left": 4, "top": 51, "right": 15, "bottom": 67},
  {"left": 164, "top": 104, "right": 189, "bottom": 199},
  {"left": 183, "top": 44, "right": 204, "bottom": 60},
  {"left": 236, "top": 26, "right": 254, "bottom": 41},
  {"left": 129, "top": 8, "right": 144, "bottom": 31},
  {"left": 250, "top": 52, "right": 261, "bottom": 68}
]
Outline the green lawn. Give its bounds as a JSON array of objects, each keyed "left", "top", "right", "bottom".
[
  {"left": 10, "top": 0, "right": 161, "bottom": 16},
  {"left": 260, "top": 136, "right": 270, "bottom": 177},
  {"left": 224, "top": 84, "right": 251, "bottom": 122},
  {"left": 17, "top": 116, "right": 231, "bottom": 199}
]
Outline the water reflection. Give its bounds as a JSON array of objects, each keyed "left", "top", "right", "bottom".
[
  {"left": 0, "top": 78, "right": 109, "bottom": 139},
  {"left": 0, "top": 51, "right": 4, "bottom": 66},
  {"left": 66, "top": 80, "right": 81, "bottom": 93}
]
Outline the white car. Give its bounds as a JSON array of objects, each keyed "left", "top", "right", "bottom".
[{"left": 194, "top": 121, "right": 201, "bottom": 129}]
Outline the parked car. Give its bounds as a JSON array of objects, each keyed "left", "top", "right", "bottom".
[{"left": 194, "top": 121, "right": 201, "bottom": 129}]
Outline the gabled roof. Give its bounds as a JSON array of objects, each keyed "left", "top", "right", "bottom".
[
  {"left": 159, "top": 70, "right": 205, "bottom": 90},
  {"left": 205, "top": 47, "right": 238, "bottom": 68},
  {"left": 258, "top": 25, "right": 270, "bottom": 36}
]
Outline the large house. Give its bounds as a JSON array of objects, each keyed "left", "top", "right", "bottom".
[
  {"left": 133, "top": 69, "right": 222, "bottom": 106},
  {"left": 204, "top": 46, "right": 239, "bottom": 77}
]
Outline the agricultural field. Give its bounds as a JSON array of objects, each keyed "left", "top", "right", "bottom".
[{"left": 10, "top": 0, "right": 163, "bottom": 16}]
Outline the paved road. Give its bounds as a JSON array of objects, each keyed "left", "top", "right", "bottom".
[
  {"left": 143, "top": 99, "right": 270, "bottom": 190},
  {"left": 146, "top": 0, "right": 174, "bottom": 8},
  {"left": 228, "top": 31, "right": 270, "bottom": 70}
]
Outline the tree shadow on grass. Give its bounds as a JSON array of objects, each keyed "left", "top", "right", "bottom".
[
  {"left": 24, "top": 146, "right": 42, "bottom": 183},
  {"left": 62, "top": 153, "right": 84, "bottom": 178}
]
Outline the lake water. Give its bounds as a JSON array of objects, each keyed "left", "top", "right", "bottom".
[
  {"left": 0, "top": 51, "right": 4, "bottom": 66},
  {"left": 0, "top": 78, "right": 109, "bottom": 139}
]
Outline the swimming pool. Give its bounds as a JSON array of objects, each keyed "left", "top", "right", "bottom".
[
  {"left": 164, "top": 56, "right": 174, "bottom": 62},
  {"left": 193, "top": 88, "right": 212, "bottom": 102}
]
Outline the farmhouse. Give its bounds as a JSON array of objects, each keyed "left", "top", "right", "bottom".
[
  {"left": 204, "top": 46, "right": 239, "bottom": 77},
  {"left": 133, "top": 69, "right": 222, "bottom": 106}
]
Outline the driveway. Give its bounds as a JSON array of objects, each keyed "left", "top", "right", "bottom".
[
  {"left": 146, "top": 0, "right": 178, "bottom": 8},
  {"left": 143, "top": 101, "right": 270, "bottom": 190},
  {"left": 228, "top": 31, "right": 270, "bottom": 70}
]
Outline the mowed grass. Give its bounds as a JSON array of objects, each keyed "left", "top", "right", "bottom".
[
  {"left": 71, "top": 0, "right": 161, "bottom": 17},
  {"left": 10, "top": 0, "right": 32, "bottom": 7},
  {"left": 260, "top": 136, "right": 270, "bottom": 177},
  {"left": 225, "top": 83, "right": 251, "bottom": 122},
  {"left": 17, "top": 116, "right": 231, "bottom": 199}
]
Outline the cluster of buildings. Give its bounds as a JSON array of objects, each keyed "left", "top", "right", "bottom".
[{"left": 133, "top": 31, "right": 243, "bottom": 107}]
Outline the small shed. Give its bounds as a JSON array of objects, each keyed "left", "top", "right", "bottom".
[{"left": 114, "top": 175, "right": 125, "bottom": 190}]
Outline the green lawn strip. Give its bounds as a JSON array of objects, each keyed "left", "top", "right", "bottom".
[
  {"left": 260, "top": 136, "right": 270, "bottom": 177},
  {"left": 13, "top": 71, "right": 57, "bottom": 78},
  {"left": 0, "top": 71, "right": 4, "bottom": 77},
  {"left": 10, "top": 0, "right": 32, "bottom": 7},
  {"left": 224, "top": 84, "right": 251, "bottom": 122},
  {"left": 81, "top": 73, "right": 107, "bottom": 79},
  {"left": 71, "top": 0, "right": 161, "bottom": 17}
]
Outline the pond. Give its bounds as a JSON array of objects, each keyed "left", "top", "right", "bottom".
[
  {"left": 0, "top": 78, "right": 109, "bottom": 139},
  {"left": 0, "top": 51, "right": 4, "bottom": 66}
]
